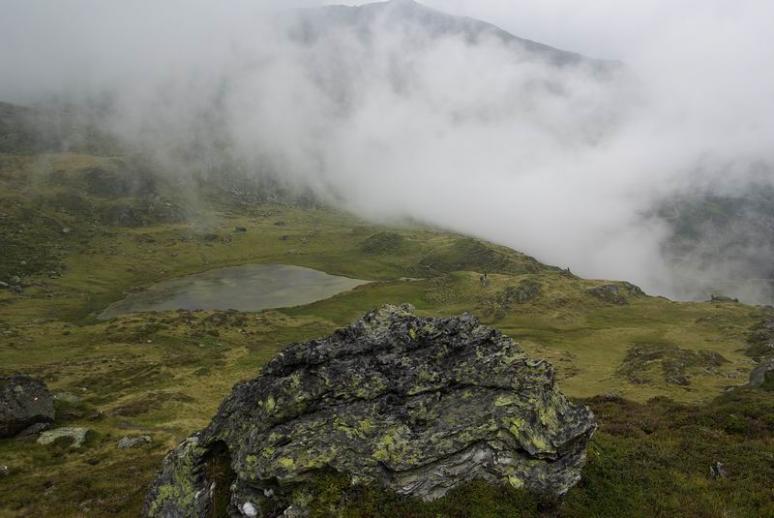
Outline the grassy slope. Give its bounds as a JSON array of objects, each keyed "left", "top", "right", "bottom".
[{"left": 0, "top": 153, "right": 771, "bottom": 517}]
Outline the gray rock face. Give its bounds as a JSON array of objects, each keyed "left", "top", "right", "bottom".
[
  {"left": 0, "top": 375, "right": 55, "bottom": 438},
  {"left": 749, "top": 358, "right": 774, "bottom": 388},
  {"left": 145, "top": 305, "right": 596, "bottom": 517},
  {"left": 118, "top": 435, "right": 152, "bottom": 449},
  {"left": 37, "top": 427, "right": 91, "bottom": 448}
]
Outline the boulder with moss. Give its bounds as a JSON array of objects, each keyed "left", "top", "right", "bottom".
[{"left": 145, "top": 304, "right": 596, "bottom": 517}]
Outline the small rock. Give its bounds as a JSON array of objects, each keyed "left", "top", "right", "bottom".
[
  {"left": 710, "top": 461, "right": 728, "bottom": 480},
  {"left": 118, "top": 435, "right": 151, "bottom": 449},
  {"left": 61, "top": 227, "right": 72, "bottom": 235},
  {"left": 0, "top": 281, "right": 9, "bottom": 289},
  {"left": 37, "top": 427, "right": 91, "bottom": 448},
  {"left": 241, "top": 502, "right": 258, "bottom": 517},
  {"left": 0, "top": 465, "right": 9, "bottom": 477},
  {"left": 0, "top": 374, "right": 55, "bottom": 438}
]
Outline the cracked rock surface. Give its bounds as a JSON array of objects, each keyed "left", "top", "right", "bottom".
[{"left": 145, "top": 304, "right": 596, "bottom": 517}]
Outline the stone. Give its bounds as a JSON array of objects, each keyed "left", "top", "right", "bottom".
[
  {"left": 587, "top": 282, "right": 644, "bottom": 305},
  {"left": 118, "top": 435, "right": 152, "bottom": 449},
  {"left": 0, "top": 465, "right": 8, "bottom": 477},
  {"left": 241, "top": 502, "right": 258, "bottom": 517},
  {"left": 37, "top": 427, "right": 91, "bottom": 448},
  {"left": 749, "top": 358, "right": 774, "bottom": 389},
  {"left": 0, "top": 281, "right": 9, "bottom": 289},
  {"left": 0, "top": 375, "right": 55, "bottom": 438},
  {"left": 710, "top": 461, "right": 728, "bottom": 480},
  {"left": 145, "top": 305, "right": 596, "bottom": 517}
]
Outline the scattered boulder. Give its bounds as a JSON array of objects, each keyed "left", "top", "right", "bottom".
[
  {"left": 0, "top": 465, "right": 8, "bottom": 477},
  {"left": 0, "top": 375, "right": 55, "bottom": 438},
  {"left": 37, "top": 427, "right": 91, "bottom": 448},
  {"left": 710, "top": 461, "right": 728, "bottom": 480},
  {"left": 587, "top": 282, "right": 645, "bottom": 305},
  {"left": 118, "top": 435, "right": 152, "bottom": 449},
  {"left": 749, "top": 358, "right": 774, "bottom": 389},
  {"left": 145, "top": 304, "right": 596, "bottom": 517}
]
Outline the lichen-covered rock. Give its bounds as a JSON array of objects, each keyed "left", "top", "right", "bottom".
[
  {"left": 145, "top": 305, "right": 596, "bottom": 517},
  {"left": 0, "top": 374, "right": 55, "bottom": 438},
  {"left": 37, "top": 427, "right": 91, "bottom": 448}
]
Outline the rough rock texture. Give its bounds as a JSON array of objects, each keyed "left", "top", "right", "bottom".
[
  {"left": 747, "top": 316, "right": 774, "bottom": 360},
  {"left": 118, "top": 435, "right": 152, "bottom": 449},
  {"left": 37, "top": 427, "right": 91, "bottom": 448},
  {"left": 749, "top": 358, "right": 774, "bottom": 389},
  {"left": 0, "top": 375, "right": 55, "bottom": 438},
  {"left": 145, "top": 305, "right": 596, "bottom": 517}
]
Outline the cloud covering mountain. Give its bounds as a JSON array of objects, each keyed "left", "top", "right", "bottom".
[{"left": 1, "top": 0, "right": 773, "bottom": 302}]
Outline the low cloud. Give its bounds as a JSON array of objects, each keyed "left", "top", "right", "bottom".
[{"left": 1, "top": 0, "right": 773, "bottom": 301}]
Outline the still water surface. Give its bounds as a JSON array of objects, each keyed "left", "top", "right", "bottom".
[{"left": 99, "top": 264, "right": 368, "bottom": 320}]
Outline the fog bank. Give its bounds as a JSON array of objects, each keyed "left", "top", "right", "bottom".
[{"left": 1, "top": 0, "right": 773, "bottom": 302}]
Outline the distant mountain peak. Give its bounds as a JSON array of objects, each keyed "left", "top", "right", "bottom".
[{"left": 294, "top": 0, "right": 616, "bottom": 69}]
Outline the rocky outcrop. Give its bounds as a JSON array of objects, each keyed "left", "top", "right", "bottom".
[
  {"left": 747, "top": 316, "right": 774, "bottom": 360},
  {"left": 749, "top": 358, "right": 774, "bottom": 389},
  {"left": 37, "top": 427, "right": 91, "bottom": 448},
  {"left": 145, "top": 305, "right": 596, "bottom": 517},
  {"left": 0, "top": 375, "right": 55, "bottom": 438},
  {"left": 587, "top": 282, "right": 645, "bottom": 305}
]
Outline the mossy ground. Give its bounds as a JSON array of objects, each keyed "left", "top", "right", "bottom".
[{"left": 0, "top": 153, "right": 770, "bottom": 517}]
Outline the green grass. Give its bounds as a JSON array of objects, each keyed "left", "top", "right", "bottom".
[{"left": 0, "top": 152, "right": 770, "bottom": 516}]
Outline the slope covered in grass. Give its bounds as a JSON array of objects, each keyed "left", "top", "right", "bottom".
[{"left": 0, "top": 152, "right": 770, "bottom": 517}]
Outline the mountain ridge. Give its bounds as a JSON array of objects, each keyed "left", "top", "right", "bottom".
[{"left": 293, "top": 0, "right": 618, "bottom": 69}]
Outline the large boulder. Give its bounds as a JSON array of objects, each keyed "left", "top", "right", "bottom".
[
  {"left": 145, "top": 305, "right": 596, "bottom": 517},
  {"left": 0, "top": 374, "right": 55, "bottom": 438}
]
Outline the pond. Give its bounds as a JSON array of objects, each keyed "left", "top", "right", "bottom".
[{"left": 98, "top": 264, "right": 369, "bottom": 320}]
